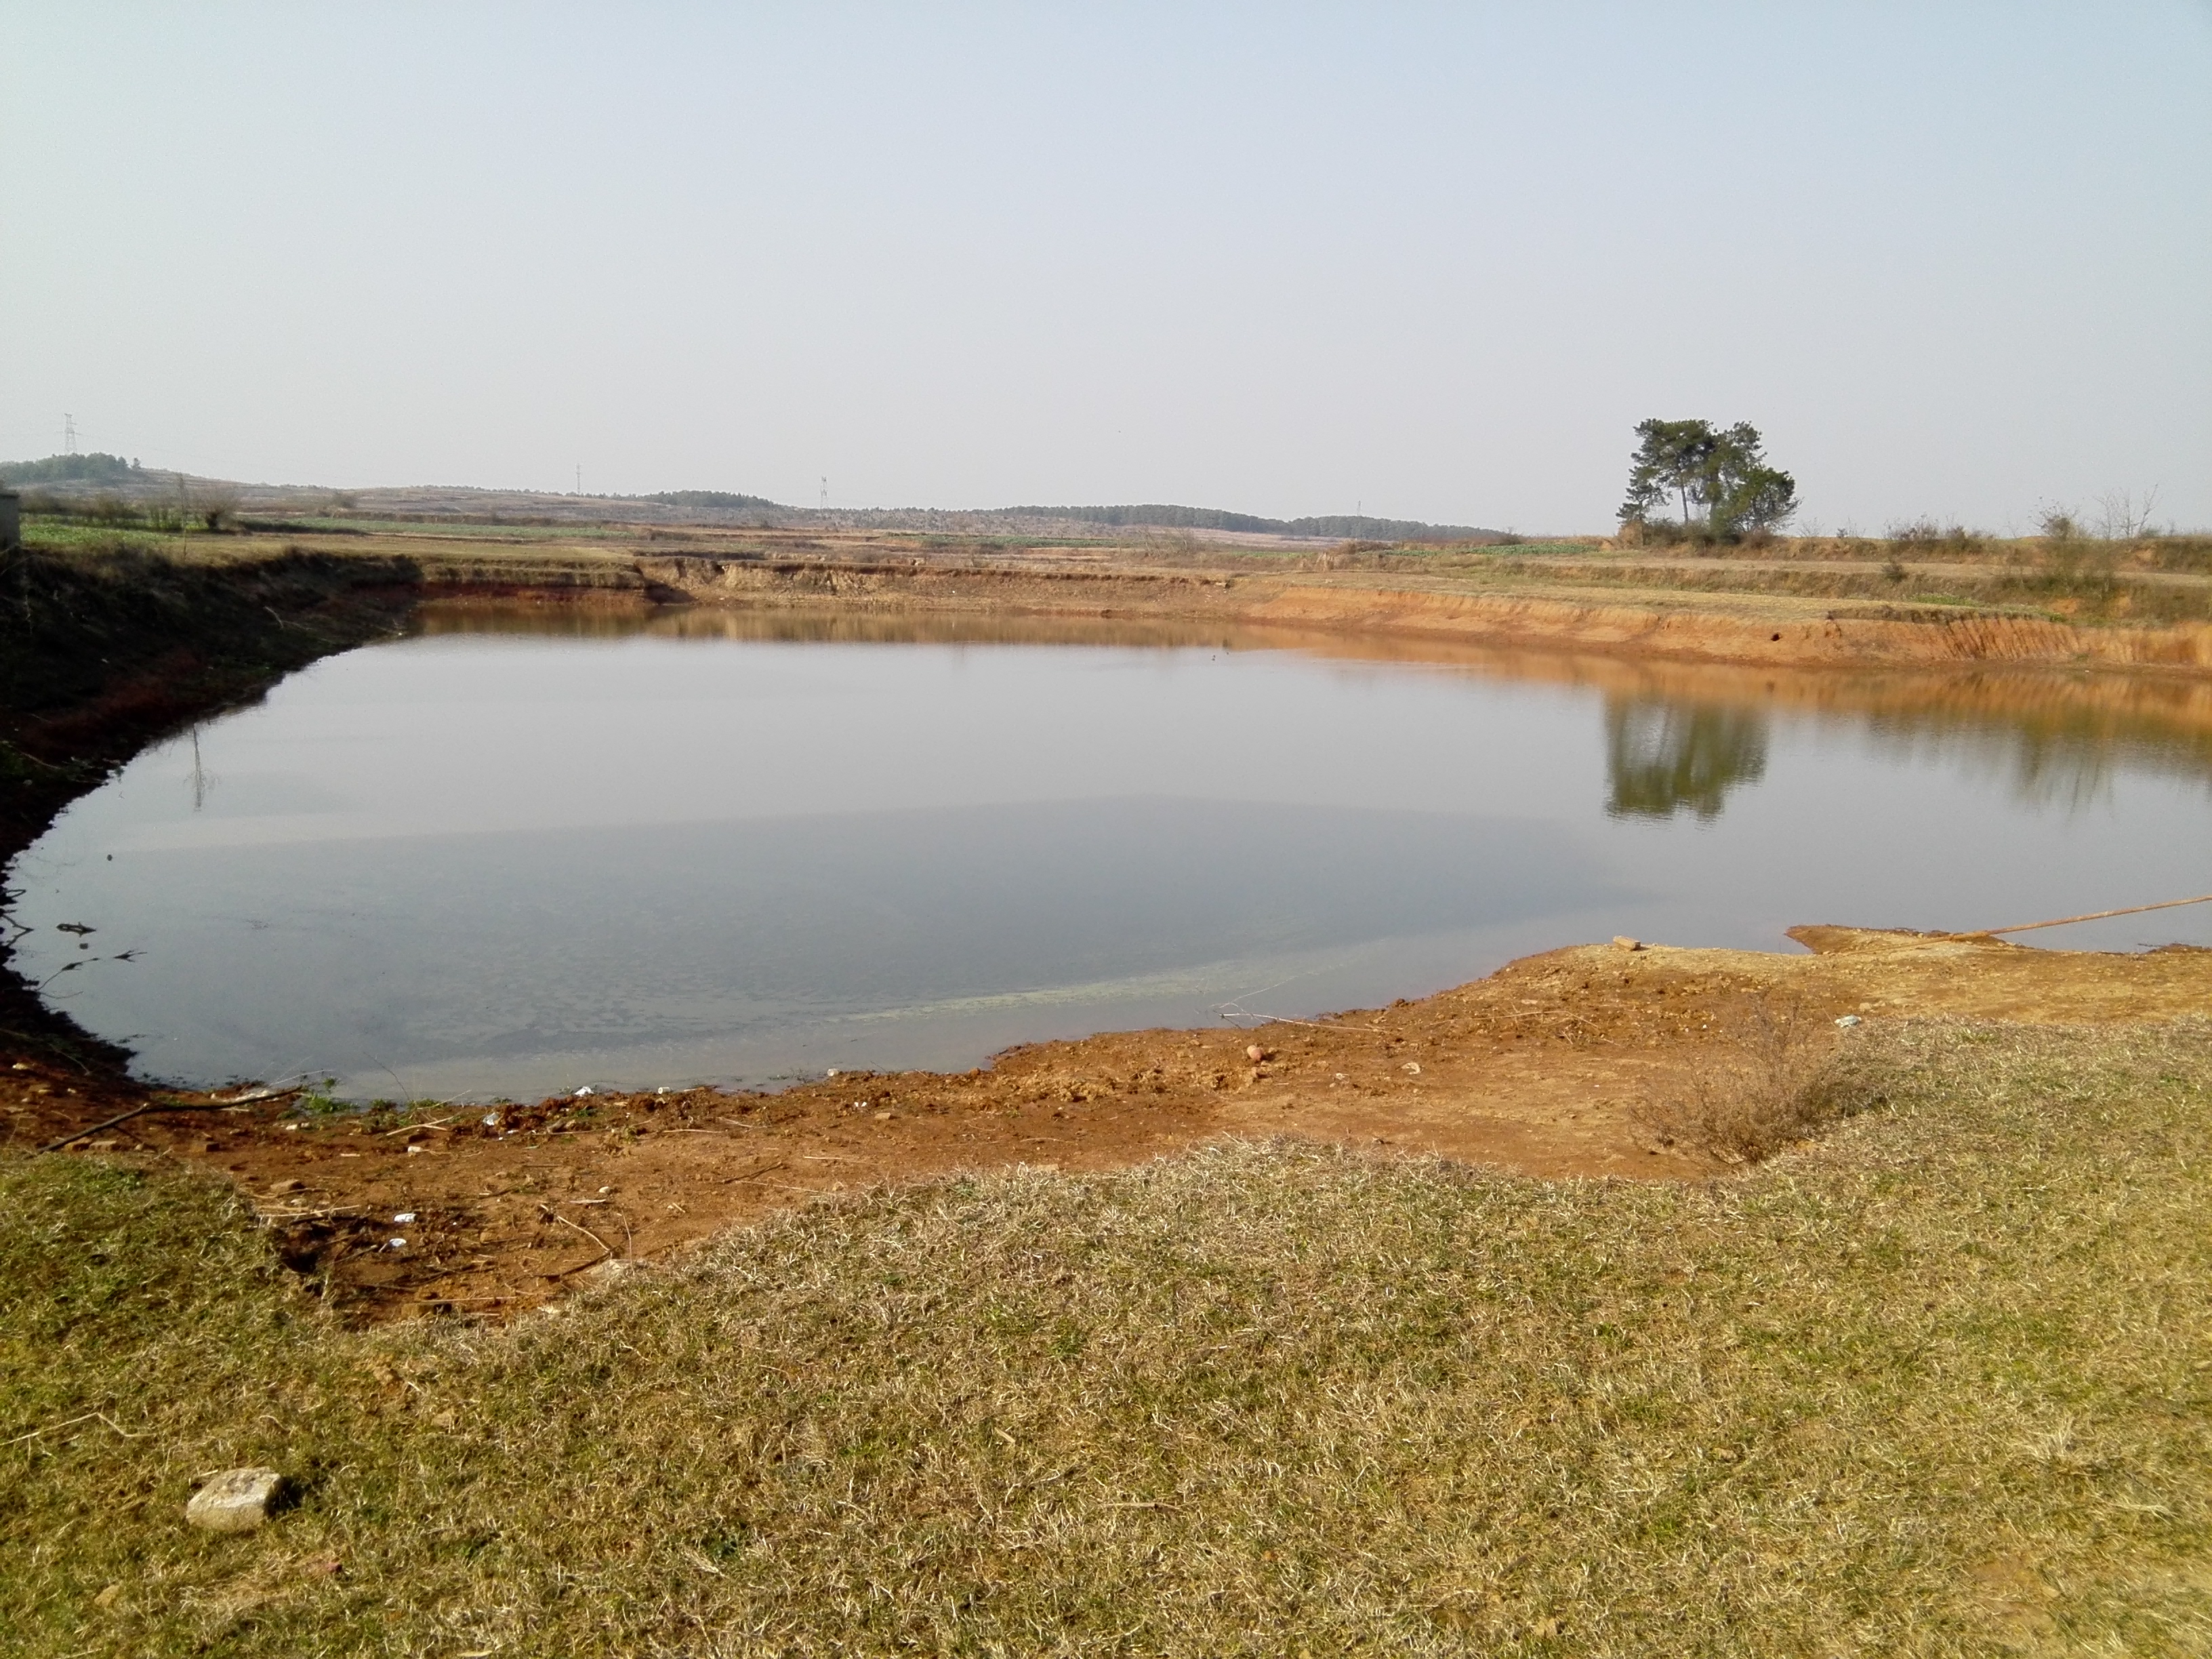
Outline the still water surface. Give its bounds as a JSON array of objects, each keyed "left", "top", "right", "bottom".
[{"left": 11, "top": 611, "right": 2210, "bottom": 1098}]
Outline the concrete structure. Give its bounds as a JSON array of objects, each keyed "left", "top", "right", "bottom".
[{"left": 0, "top": 489, "right": 18, "bottom": 552}]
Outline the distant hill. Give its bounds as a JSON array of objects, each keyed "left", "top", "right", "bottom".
[
  {"left": 1, "top": 453, "right": 140, "bottom": 485},
  {"left": 1004, "top": 503, "right": 1502, "bottom": 543},
  {"left": 1, "top": 462, "right": 1507, "bottom": 544}
]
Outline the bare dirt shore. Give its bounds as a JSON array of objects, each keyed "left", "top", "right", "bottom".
[{"left": 10, "top": 926, "right": 2207, "bottom": 1323}]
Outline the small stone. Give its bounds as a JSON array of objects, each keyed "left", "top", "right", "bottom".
[
  {"left": 186, "top": 1467, "right": 287, "bottom": 1532},
  {"left": 267, "top": 1179, "right": 304, "bottom": 1195},
  {"left": 1245, "top": 1044, "right": 1267, "bottom": 1063},
  {"left": 873, "top": 1109, "right": 894, "bottom": 1122},
  {"left": 94, "top": 1582, "right": 123, "bottom": 1607},
  {"left": 1835, "top": 1014, "right": 1863, "bottom": 1027},
  {"left": 1401, "top": 1061, "right": 1420, "bottom": 1074},
  {"left": 1613, "top": 936, "right": 1643, "bottom": 951}
]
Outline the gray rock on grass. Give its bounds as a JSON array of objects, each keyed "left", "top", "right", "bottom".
[{"left": 185, "top": 1467, "right": 287, "bottom": 1532}]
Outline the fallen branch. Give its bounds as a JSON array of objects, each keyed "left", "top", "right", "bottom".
[
  {"left": 36, "top": 1099, "right": 230, "bottom": 1155},
  {"left": 717, "top": 1160, "right": 789, "bottom": 1186},
  {"left": 539, "top": 1205, "right": 615, "bottom": 1257}
]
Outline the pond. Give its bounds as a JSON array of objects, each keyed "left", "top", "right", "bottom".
[{"left": 9, "top": 607, "right": 2211, "bottom": 1099}]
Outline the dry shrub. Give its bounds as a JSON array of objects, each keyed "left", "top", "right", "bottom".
[
  {"left": 189, "top": 485, "right": 244, "bottom": 533},
  {"left": 1638, "top": 991, "right": 1896, "bottom": 1165},
  {"left": 1132, "top": 525, "right": 1196, "bottom": 559},
  {"left": 1887, "top": 519, "right": 1986, "bottom": 556}
]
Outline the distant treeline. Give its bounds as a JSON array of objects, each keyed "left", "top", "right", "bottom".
[
  {"left": 638, "top": 489, "right": 782, "bottom": 510},
  {"left": 0, "top": 464, "right": 1499, "bottom": 544},
  {"left": 1004, "top": 503, "right": 1502, "bottom": 543},
  {"left": 1, "top": 453, "right": 141, "bottom": 485}
]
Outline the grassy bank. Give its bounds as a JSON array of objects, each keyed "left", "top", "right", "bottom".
[{"left": 6, "top": 1019, "right": 2208, "bottom": 1656}]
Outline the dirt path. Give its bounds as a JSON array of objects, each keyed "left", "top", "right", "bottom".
[{"left": 10, "top": 927, "right": 2205, "bottom": 1323}]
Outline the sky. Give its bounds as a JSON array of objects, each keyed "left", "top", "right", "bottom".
[{"left": 4, "top": 3, "right": 2207, "bottom": 532}]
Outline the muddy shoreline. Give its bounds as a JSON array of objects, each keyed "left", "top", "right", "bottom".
[
  {"left": 7, "top": 539, "right": 2212, "bottom": 1322},
  {"left": 12, "top": 926, "right": 2209, "bottom": 1324}
]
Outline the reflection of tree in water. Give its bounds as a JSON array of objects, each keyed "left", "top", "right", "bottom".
[
  {"left": 1864, "top": 715, "right": 2125, "bottom": 813},
  {"left": 1605, "top": 697, "right": 1769, "bottom": 821}
]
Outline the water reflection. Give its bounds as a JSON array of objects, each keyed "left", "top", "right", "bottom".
[
  {"left": 1604, "top": 698, "right": 1770, "bottom": 821},
  {"left": 411, "top": 598, "right": 1252, "bottom": 651},
  {"left": 416, "top": 600, "right": 2212, "bottom": 813}
]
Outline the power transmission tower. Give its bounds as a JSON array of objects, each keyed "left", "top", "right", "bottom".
[
  {"left": 819, "top": 476, "right": 829, "bottom": 512},
  {"left": 64, "top": 413, "right": 77, "bottom": 455}
]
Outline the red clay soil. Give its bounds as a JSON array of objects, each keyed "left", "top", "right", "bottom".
[{"left": 9, "top": 927, "right": 2207, "bottom": 1325}]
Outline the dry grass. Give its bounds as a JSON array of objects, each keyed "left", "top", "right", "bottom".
[
  {"left": 1636, "top": 994, "right": 1900, "bottom": 1166},
  {"left": 4, "top": 1019, "right": 2210, "bottom": 1656}
]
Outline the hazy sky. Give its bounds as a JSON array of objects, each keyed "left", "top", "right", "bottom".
[{"left": 5, "top": 3, "right": 2207, "bottom": 531}]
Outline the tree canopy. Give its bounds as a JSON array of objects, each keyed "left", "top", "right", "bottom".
[
  {"left": 1006, "top": 504, "right": 1500, "bottom": 543},
  {"left": 640, "top": 489, "right": 781, "bottom": 510},
  {"left": 0, "top": 453, "right": 139, "bottom": 485},
  {"left": 1618, "top": 419, "right": 1797, "bottom": 537}
]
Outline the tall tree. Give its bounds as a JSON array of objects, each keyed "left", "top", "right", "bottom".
[
  {"left": 1619, "top": 418, "right": 1797, "bottom": 537},
  {"left": 1618, "top": 419, "right": 1717, "bottom": 527}
]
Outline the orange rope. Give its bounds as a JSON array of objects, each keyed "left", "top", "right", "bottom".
[{"left": 1967, "top": 893, "right": 2212, "bottom": 937}]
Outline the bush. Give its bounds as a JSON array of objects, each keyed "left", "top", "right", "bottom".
[
  {"left": 1636, "top": 991, "right": 1897, "bottom": 1166},
  {"left": 1887, "top": 520, "right": 1985, "bottom": 555},
  {"left": 191, "top": 487, "right": 244, "bottom": 533}
]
